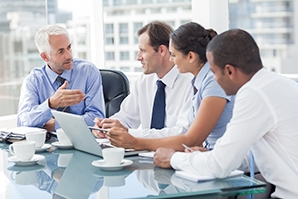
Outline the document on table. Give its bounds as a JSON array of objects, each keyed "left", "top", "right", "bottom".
[
  {"left": 138, "top": 151, "right": 155, "bottom": 158},
  {"left": 175, "top": 170, "right": 244, "bottom": 182}
]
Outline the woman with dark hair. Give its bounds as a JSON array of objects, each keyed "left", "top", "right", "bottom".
[{"left": 164, "top": 22, "right": 234, "bottom": 150}]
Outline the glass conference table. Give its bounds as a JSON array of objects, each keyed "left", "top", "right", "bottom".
[{"left": 0, "top": 142, "right": 266, "bottom": 199}]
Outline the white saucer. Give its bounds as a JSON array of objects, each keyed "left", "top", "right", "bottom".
[
  {"left": 52, "top": 141, "right": 73, "bottom": 149},
  {"left": 35, "top": 144, "right": 52, "bottom": 153},
  {"left": 8, "top": 154, "right": 45, "bottom": 166},
  {"left": 7, "top": 164, "right": 45, "bottom": 172},
  {"left": 91, "top": 159, "right": 133, "bottom": 171}
]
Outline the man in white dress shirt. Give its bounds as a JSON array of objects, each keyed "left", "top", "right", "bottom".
[
  {"left": 154, "top": 29, "right": 298, "bottom": 199},
  {"left": 93, "top": 21, "right": 192, "bottom": 142}
]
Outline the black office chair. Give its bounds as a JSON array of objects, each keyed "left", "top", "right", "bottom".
[{"left": 99, "top": 69, "right": 130, "bottom": 118}]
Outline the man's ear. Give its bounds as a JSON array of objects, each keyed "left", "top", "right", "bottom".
[
  {"left": 225, "top": 64, "right": 237, "bottom": 79},
  {"left": 40, "top": 52, "right": 49, "bottom": 62},
  {"left": 159, "top": 45, "right": 169, "bottom": 57}
]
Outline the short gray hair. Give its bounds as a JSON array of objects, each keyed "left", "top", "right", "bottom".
[{"left": 34, "top": 24, "right": 69, "bottom": 55}]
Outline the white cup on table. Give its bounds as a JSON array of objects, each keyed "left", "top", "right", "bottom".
[
  {"left": 56, "top": 128, "right": 72, "bottom": 145},
  {"left": 102, "top": 147, "right": 125, "bottom": 166},
  {"left": 9, "top": 141, "right": 36, "bottom": 161},
  {"left": 26, "top": 130, "right": 46, "bottom": 148}
]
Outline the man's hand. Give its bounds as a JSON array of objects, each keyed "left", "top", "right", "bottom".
[
  {"left": 43, "top": 118, "right": 55, "bottom": 132},
  {"left": 92, "top": 118, "right": 128, "bottom": 138},
  {"left": 100, "top": 118, "right": 128, "bottom": 131},
  {"left": 49, "top": 81, "right": 85, "bottom": 109},
  {"left": 107, "top": 127, "right": 136, "bottom": 149},
  {"left": 92, "top": 118, "right": 107, "bottom": 138},
  {"left": 154, "top": 148, "right": 175, "bottom": 169}
]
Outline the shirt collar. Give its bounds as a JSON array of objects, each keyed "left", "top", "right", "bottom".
[
  {"left": 193, "top": 62, "right": 210, "bottom": 89},
  {"left": 45, "top": 64, "right": 72, "bottom": 84},
  {"left": 157, "top": 66, "right": 179, "bottom": 89}
]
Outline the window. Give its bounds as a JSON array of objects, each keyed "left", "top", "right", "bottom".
[
  {"left": 104, "top": 24, "right": 114, "bottom": 45},
  {"left": 105, "top": 52, "right": 115, "bottom": 60},
  {"left": 120, "top": 51, "right": 129, "bottom": 60},
  {"left": 120, "top": 66, "right": 130, "bottom": 72},
  {"left": 142, "top": 0, "right": 153, "bottom": 4},
  {"left": 120, "top": 36, "right": 129, "bottom": 44},
  {"left": 78, "top": 52, "right": 87, "bottom": 59},
  {"left": 113, "top": 0, "right": 123, "bottom": 6},
  {"left": 119, "top": 23, "right": 129, "bottom": 44},
  {"left": 134, "top": 67, "right": 143, "bottom": 72},
  {"left": 133, "top": 22, "right": 143, "bottom": 44},
  {"left": 105, "top": 37, "right": 115, "bottom": 45},
  {"left": 105, "top": 24, "right": 114, "bottom": 34},
  {"left": 134, "top": 51, "right": 139, "bottom": 60},
  {"left": 119, "top": 23, "right": 128, "bottom": 34},
  {"left": 1, "top": 0, "right": 297, "bottom": 118},
  {"left": 127, "top": 0, "right": 138, "bottom": 5},
  {"left": 0, "top": 0, "right": 47, "bottom": 116}
]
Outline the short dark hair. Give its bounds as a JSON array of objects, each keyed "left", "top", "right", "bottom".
[
  {"left": 170, "top": 22, "right": 217, "bottom": 64},
  {"left": 207, "top": 29, "right": 263, "bottom": 75},
  {"left": 137, "top": 20, "right": 173, "bottom": 52}
]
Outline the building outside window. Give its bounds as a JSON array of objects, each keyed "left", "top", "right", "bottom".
[
  {"left": 105, "top": 52, "right": 115, "bottom": 60},
  {"left": 120, "top": 51, "right": 129, "bottom": 60},
  {"left": 0, "top": 0, "right": 297, "bottom": 119}
]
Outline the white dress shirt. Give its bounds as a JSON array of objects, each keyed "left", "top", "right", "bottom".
[
  {"left": 111, "top": 66, "right": 192, "bottom": 138},
  {"left": 171, "top": 68, "right": 298, "bottom": 199}
]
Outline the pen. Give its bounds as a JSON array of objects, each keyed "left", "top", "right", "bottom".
[
  {"left": 88, "top": 126, "right": 108, "bottom": 133},
  {"left": 182, "top": 143, "right": 193, "bottom": 152}
]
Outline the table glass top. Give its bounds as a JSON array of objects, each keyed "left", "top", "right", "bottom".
[{"left": 0, "top": 143, "right": 266, "bottom": 199}]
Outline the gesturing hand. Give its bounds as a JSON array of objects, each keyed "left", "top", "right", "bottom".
[{"left": 49, "top": 81, "right": 86, "bottom": 109}]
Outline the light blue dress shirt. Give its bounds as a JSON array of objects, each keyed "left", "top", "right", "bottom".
[
  {"left": 190, "top": 62, "right": 234, "bottom": 149},
  {"left": 17, "top": 59, "right": 105, "bottom": 131}
]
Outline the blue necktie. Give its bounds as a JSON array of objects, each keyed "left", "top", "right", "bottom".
[
  {"left": 56, "top": 76, "right": 70, "bottom": 113},
  {"left": 150, "top": 80, "right": 166, "bottom": 129}
]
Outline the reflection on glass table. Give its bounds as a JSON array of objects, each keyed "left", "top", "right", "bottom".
[{"left": 0, "top": 143, "right": 266, "bottom": 199}]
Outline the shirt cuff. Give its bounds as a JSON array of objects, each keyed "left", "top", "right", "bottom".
[
  {"left": 128, "top": 129, "right": 142, "bottom": 137},
  {"left": 170, "top": 152, "right": 192, "bottom": 170}
]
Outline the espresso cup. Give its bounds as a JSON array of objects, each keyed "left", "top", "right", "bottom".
[
  {"left": 9, "top": 141, "right": 36, "bottom": 161},
  {"left": 56, "top": 128, "right": 72, "bottom": 145},
  {"left": 26, "top": 130, "right": 46, "bottom": 148},
  {"left": 102, "top": 147, "right": 125, "bottom": 166}
]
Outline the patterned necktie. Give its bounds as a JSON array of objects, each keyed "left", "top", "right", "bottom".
[
  {"left": 56, "top": 75, "right": 66, "bottom": 87},
  {"left": 56, "top": 76, "right": 70, "bottom": 113},
  {"left": 150, "top": 80, "right": 166, "bottom": 129}
]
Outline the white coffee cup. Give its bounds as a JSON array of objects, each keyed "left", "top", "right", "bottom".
[
  {"left": 56, "top": 128, "right": 72, "bottom": 145},
  {"left": 9, "top": 141, "right": 36, "bottom": 161},
  {"left": 26, "top": 130, "right": 46, "bottom": 148},
  {"left": 102, "top": 147, "right": 125, "bottom": 166}
]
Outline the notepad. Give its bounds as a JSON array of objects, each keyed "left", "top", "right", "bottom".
[
  {"left": 138, "top": 151, "right": 155, "bottom": 158},
  {"left": 175, "top": 169, "right": 244, "bottom": 182}
]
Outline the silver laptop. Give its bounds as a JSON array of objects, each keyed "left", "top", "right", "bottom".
[{"left": 52, "top": 110, "right": 147, "bottom": 157}]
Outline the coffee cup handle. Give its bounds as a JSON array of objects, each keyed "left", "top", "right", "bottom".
[
  {"left": 9, "top": 144, "right": 15, "bottom": 156},
  {"left": 11, "top": 171, "right": 21, "bottom": 181}
]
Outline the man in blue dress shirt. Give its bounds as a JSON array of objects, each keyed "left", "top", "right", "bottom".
[{"left": 17, "top": 24, "right": 105, "bottom": 132}]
